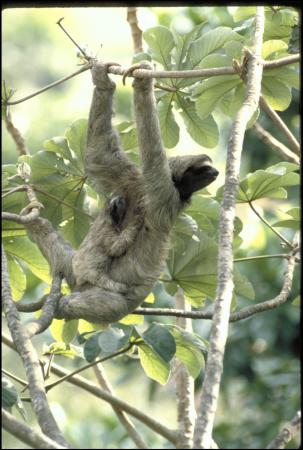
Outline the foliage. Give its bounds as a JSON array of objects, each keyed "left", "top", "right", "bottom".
[{"left": 2, "top": 6, "right": 300, "bottom": 450}]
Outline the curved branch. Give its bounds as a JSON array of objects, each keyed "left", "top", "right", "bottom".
[
  {"left": 266, "top": 411, "right": 301, "bottom": 449},
  {"left": 4, "top": 54, "right": 299, "bottom": 106},
  {"left": 93, "top": 364, "right": 148, "bottom": 449},
  {"left": 1, "top": 247, "right": 69, "bottom": 448},
  {"left": 2, "top": 408, "right": 66, "bottom": 450},
  {"left": 193, "top": 8, "right": 265, "bottom": 448},
  {"left": 253, "top": 122, "right": 300, "bottom": 165},
  {"left": 259, "top": 96, "right": 300, "bottom": 155},
  {"left": 127, "top": 7, "right": 143, "bottom": 53}
]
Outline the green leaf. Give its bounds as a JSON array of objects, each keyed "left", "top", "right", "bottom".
[
  {"left": 261, "top": 78, "right": 291, "bottom": 111},
  {"left": 43, "top": 136, "right": 74, "bottom": 163},
  {"left": 143, "top": 26, "right": 175, "bottom": 69},
  {"left": 142, "top": 323, "right": 176, "bottom": 362},
  {"left": 231, "top": 6, "right": 256, "bottom": 22},
  {"left": 167, "top": 229, "right": 254, "bottom": 302},
  {"left": 119, "top": 314, "right": 144, "bottom": 325},
  {"left": 50, "top": 319, "right": 79, "bottom": 344},
  {"left": 198, "top": 53, "right": 232, "bottom": 69},
  {"left": 262, "top": 39, "right": 288, "bottom": 60},
  {"left": 187, "top": 27, "right": 243, "bottom": 68},
  {"left": 272, "top": 207, "right": 300, "bottom": 230},
  {"left": 157, "top": 94, "right": 179, "bottom": 148},
  {"left": 138, "top": 343, "right": 170, "bottom": 385},
  {"left": 263, "top": 67, "right": 299, "bottom": 90},
  {"left": 44, "top": 342, "right": 82, "bottom": 358},
  {"left": 194, "top": 75, "right": 241, "bottom": 119},
  {"left": 65, "top": 118, "right": 88, "bottom": 171},
  {"left": 2, "top": 377, "right": 18, "bottom": 410},
  {"left": 132, "top": 52, "right": 152, "bottom": 64},
  {"left": 172, "top": 22, "right": 207, "bottom": 69},
  {"left": 292, "top": 295, "right": 300, "bottom": 307},
  {"left": 98, "top": 327, "right": 130, "bottom": 353},
  {"left": 177, "top": 96, "right": 218, "bottom": 148},
  {"left": 217, "top": 162, "right": 300, "bottom": 203},
  {"left": 7, "top": 255, "right": 26, "bottom": 301},
  {"left": 3, "top": 236, "right": 51, "bottom": 283},
  {"left": 167, "top": 325, "right": 207, "bottom": 378},
  {"left": 60, "top": 214, "right": 90, "bottom": 249},
  {"left": 84, "top": 334, "right": 102, "bottom": 362}
]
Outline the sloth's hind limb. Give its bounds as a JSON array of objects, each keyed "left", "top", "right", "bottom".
[{"left": 56, "top": 287, "right": 138, "bottom": 324}]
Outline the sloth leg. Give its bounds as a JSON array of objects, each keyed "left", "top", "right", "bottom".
[{"left": 56, "top": 287, "right": 130, "bottom": 324}]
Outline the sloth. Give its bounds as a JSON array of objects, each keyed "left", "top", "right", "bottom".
[{"left": 26, "top": 60, "right": 219, "bottom": 324}]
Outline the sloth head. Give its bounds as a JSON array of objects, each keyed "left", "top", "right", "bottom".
[{"left": 169, "top": 155, "right": 219, "bottom": 202}]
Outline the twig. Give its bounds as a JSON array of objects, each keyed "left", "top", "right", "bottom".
[
  {"left": 174, "top": 288, "right": 196, "bottom": 449},
  {"left": 2, "top": 408, "right": 67, "bottom": 450},
  {"left": 3, "top": 333, "right": 178, "bottom": 444},
  {"left": 57, "top": 17, "right": 89, "bottom": 59},
  {"left": 4, "top": 110, "right": 29, "bottom": 155},
  {"left": 1, "top": 247, "right": 69, "bottom": 447},
  {"left": 248, "top": 201, "right": 293, "bottom": 249},
  {"left": 127, "top": 7, "right": 143, "bottom": 53},
  {"left": 16, "top": 296, "right": 47, "bottom": 312},
  {"left": 45, "top": 344, "right": 134, "bottom": 391},
  {"left": 25, "top": 275, "right": 63, "bottom": 338},
  {"left": 93, "top": 364, "right": 148, "bottom": 449},
  {"left": 266, "top": 411, "right": 301, "bottom": 449},
  {"left": 259, "top": 96, "right": 300, "bottom": 155},
  {"left": 253, "top": 122, "right": 300, "bottom": 165},
  {"left": 135, "top": 237, "right": 298, "bottom": 323},
  {"left": 2, "top": 210, "right": 40, "bottom": 224},
  {"left": 5, "top": 62, "right": 93, "bottom": 106},
  {"left": 2, "top": 368, "right": 28, "bottom": 386},
  {"left": 193, "top": 8, "right": 265, "bottom": 449},
  {"left": 4, "top": 54, "right": 299, "bottom": 106}
]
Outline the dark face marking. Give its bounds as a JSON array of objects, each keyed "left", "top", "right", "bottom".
[{"left": 173, "top": 164, "right": 219, "bottom": 202}]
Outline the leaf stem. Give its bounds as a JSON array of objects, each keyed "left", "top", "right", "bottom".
[{"left": 248, "top": 201, "right": 293, "bottom": 248}]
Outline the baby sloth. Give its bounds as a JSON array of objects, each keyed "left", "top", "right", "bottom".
[{"left": 61, "top": 60, "right": 219, "bottom": 324}]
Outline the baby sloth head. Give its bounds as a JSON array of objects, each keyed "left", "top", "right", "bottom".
[{"left": 169, "top": 154, "right": 219, "bottom": 202}]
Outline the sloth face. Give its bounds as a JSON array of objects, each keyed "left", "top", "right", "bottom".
[{"left": 169, "top": 155, "right": 219, "bottom": 201}]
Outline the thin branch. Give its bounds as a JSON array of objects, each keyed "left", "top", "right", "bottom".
[
  {"left": 266, "top": 411, "right": 301, "bottom": 449},
  {"left": 174, "top": 288, "right": 196, "bottom": 449},
  {"left": 45, "top": 344, "right": 134, "bottom": 391},
  {"left": 5, "top": 62, "right": 93, "bottom": 105},
  {"left": 4, "top": 53, "right": 299, "bottom": 106},
  {"left": 263, "top": 54, "right": 299, "bottom": 69},
  {"left": 1, "top": 247, "right": 69, "bottom": 448},
  {"left": 193, "top": 8, "right": 265, "bottom": 449},
  {"left": 2, "top": 408, "right": 67, "bottom": 450},
  {"left": 93, "top": 364, "right": 148, "bottom": 449},
  {"left": 253, "top": 122, "right": 300, "bottom": 165},
  {"left": 25, "top": 275, "right": 63, "bottom": 338},
  {"left": 259, "top": 96, "right": 300, "bottom": 155},
  {"left": 16, "top": 296, "right": 47, "bottom": 313},
  {"left": 4, "top": 110, "right": 29, "bottom": 155},
  {"left": 2, "top": 333, "right": 177, "bottom": 445},
  {"left": 134, "top": 242, "right": 298, "bottom": 322},
  {"left": 249, "top": 201, "right": 293, "bottom": 249},
  {"left": 234, "top": 253, "right": 289, "bottom": 262},
  {"left": 2, "top": 368, "right": 28, "bottom": 386},
  {"left": 127, "top": 7, "right": 143, "bottom": 53}
]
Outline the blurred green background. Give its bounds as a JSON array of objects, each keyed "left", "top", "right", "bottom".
[{"left": 2, "top": 6, "right": 300, "bottom": 449}]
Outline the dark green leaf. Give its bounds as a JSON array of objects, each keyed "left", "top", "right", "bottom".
[{"left": 142, "top": 323, "right": 176, "bottom": 362}]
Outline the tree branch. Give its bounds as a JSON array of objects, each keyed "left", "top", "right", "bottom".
[
  {"left": 4, "top": 54, "right": 299, "bottom": 106},
  {"left": 1, "top": 247, "right": 70, "bottom": 448},
  {"left": 266, "top": 411, "right": 301, "bottom": 449},
  {"left": 253, "top": 122, "right": 300, "bottom": 165},
  {"left": 93, "top": 364, "right": 148, "bottom": 449},
  {"left": 193, "top": 8, "right": 265, "bottom": 449},
  {"left": 127, "top": 7, "right": 143, "bottom": 53},
  {"left": 2, "top": 408, "right": 67, "bottom": 450},
  {"left": 4, "top": 110, "right": 29, "bottom": 155},
  {"left": 259, "top": 96, "right": 300, "bottom": 155},
  {"left": 174, "top": 288, "right": 196, "bottom": 449},
  {"left": 2, "top": 333, "right": 177, "bottom": 445}
]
